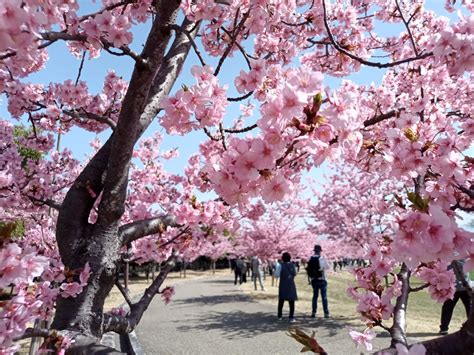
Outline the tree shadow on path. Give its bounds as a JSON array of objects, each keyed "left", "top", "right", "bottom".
[
  {"left": 176, "top": 310, "right": 361, "bottom": 340},
  {"left": 176, "top": 310, "right": 290, "bottom": 339},
  {"left": 174, "top": 293, "right": 253, "bottom": 307}
]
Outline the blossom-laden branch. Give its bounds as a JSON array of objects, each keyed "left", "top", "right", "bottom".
[
  {"left": 394, "top": 0, "right": 420, "bottom": 56},
  {"left": 322, "top": 0, "right": 432, "bottom": 69},
  {"left": 62, "top": 109, "right": 117, "bottom": 130}
]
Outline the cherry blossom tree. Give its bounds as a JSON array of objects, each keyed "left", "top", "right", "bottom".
[
  {"left": 236, "top": 200, "right": 316, "bottom": 260},
  {"left": 308, "top": 162, "right": 472, "bottom": 353},
  {"left": 1, "top": 0, "right": 473, "bottom": 354}
]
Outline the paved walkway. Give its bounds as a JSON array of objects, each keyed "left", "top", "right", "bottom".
[{"left": 135, "top": 274, "right": 390, "bottom": 354}]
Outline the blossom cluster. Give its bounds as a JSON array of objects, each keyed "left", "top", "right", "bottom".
[
  {"left": 417, "top": 262, "right": 456, "bottom": 303},
  {"left": 160, "top": 66, "right": 228, "bottom": 134}
]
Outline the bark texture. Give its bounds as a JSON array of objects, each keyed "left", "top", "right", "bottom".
[
  {"left": 389, "top": 263, "right": 410, "bottom": 348},
  {"left": 51, "top": 1, "right": 198, "bottom": 351}
]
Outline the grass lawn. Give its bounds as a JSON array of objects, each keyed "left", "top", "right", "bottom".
[{"left": 241, "top": 269, "right": 469, "bottom": 341}]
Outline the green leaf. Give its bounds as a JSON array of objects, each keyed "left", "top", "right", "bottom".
[{"left": 407, "top": 191, "right": 430, "bottom": 212}]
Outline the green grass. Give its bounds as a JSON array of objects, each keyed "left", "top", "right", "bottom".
[
  {"left": 324, "top": 271, "right": 469, "bottom": 338},
  {"left": 243, "top": 270, "right": 469, "bottom": 340}
]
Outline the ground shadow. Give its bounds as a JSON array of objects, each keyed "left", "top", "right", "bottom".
[
  {"left": 406, "top": 332, "right": 440, "bottom": 338},
  {"left": 201, "top": 279, "right": 240, "bottom": 285},
  {"left": 175, "top": 310, "right": 360, "bottom": 340},
  {"left": 176, "top": 311, "right": 292, "bottom": 339},
  {"left": 174, "top": 293, "right": 254, "bottom": 307}
]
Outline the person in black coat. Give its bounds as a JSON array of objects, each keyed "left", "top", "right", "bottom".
[{"left": 278, "top": 252, "right": 298, "bottom": 322}]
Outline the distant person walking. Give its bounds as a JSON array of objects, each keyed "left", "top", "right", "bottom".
[
  {"left": 251, "top": 256, "right": 266, "bottom": 291},
  {"left": 439, "top": 259, "right": 472, "bottom": 335},
  {"left": 278, "top": 252, "right": 298, "bottom": 323},
  {"left": 273, "top": 259, "right": 282, "bottom": 287},
  {"left": 236, "top": 257, "right": 247, "bottom": 284},
  {"left": 233, "top": 258, "right": 241, "bottom": 285},
  {"left": 307, "top": 244, "right": 330, "bottom": 318}
]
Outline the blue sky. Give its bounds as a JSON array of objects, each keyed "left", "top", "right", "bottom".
[{"left": 1, "top": 1, "right": 471, "bottom": 226}]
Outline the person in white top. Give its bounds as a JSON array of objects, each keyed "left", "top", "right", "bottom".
[
  {"left": 306, "top": 244, "right": 330, "bottom": 318},
  {"left": 251, "top": 256, "right": 266, "bottom": 291}
]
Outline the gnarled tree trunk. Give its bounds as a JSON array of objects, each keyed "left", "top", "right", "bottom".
[{"left": 50, "top": 1, "right": 198, "bottom": 351}]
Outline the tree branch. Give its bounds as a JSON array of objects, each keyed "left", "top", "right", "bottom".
[
  {"left": 203, "top": 127, "right": 221, "bottom": 141},
  {"left": 220, "top": 26, "right": 252, "bottom": 70},
  {"left": 115, "top": 279, "right": 133, "bottom": 307},
  {"left": 409, "top": 283, "right": 429, "bottom": 292},
  {"left": 363, "top": 110, "right": 398, "bottom": 127},
  {"left": 62, "top": 109, "right": 117, "bottom": 130},
  {"left": 13, "top": 328, "right": 52, "bottom": 341},
  {"left": 214, "top": 11, "right": 250, "bottom": 76},
  {"left": 78, "top": 1, "right": 131, "bottom": 22},
  {"left": 322, "top": 0, "right": 432, "bottom": 69},
  {"left": 169, "top": 23, "right": 206, "bottom": 66},
  {"left": 394, "top": 0, "right": 419, "bottom": 56},
  {"left": 119, "top": 215, "right": 177, "bottom": 245},
  {"left": 389, "top": 263, "right": 410, "bottom": 348},
  {"left": 456, "top": 184, "right": 474, "bottom": 199},
  {"left": 103, "top": 253, "right": 178, "bottom": 333},
  {"left": 224, "top": 123, "right": 257, "bottom": 133},
  {"left": 227, "top": 91, "right": 253, "bottom": 102},
  {"left": 27, "top": 195, "right": 62, "bottom": 210}
]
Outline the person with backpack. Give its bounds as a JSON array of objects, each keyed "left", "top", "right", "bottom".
[{"left": 306, "top": 244, "right": 330, "bottom": 318}]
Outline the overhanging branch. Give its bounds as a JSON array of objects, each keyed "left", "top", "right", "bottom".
[
  {"left": 119, "top": 215, "right": 177, "bottom": 245},
  {"left": 322, "top": 0, "right": 432, "bottom": 69}
]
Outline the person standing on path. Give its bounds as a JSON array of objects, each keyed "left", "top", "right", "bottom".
[
  {"left": 278, "top": 252, "right": 298, "bottom": 323},
  {"left": 439, "top": 259, "right": 472, "bottom": 335},
  {"left": 251, "top": 256, "right": 266, "bottom": 291},
  {"left": 235, "top": 257, "right": 244, "bottom": 284},
  {"left": 307, "top": 244, "right": 330, "bottom": 318}
]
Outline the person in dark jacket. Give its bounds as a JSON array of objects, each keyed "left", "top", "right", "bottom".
[
  {"left": 235, "top": 257, "right": 247, "bottom": 284},
  {"left": 439, "top": 259, "right": 472, "bottom": 335},
  {"left": 278, "top": 252, "right": 298, "bottom": 322}
]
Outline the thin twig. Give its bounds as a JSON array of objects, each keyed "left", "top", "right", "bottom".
[
  {"left": 219, "top": 122, "right": 227, "bottom": 150},
  {"left": 156, "top": 226, "right": 191, "bottom": 249},
  {"left": 78, "top": 0, "right": 130, "bottom": 22},
  {"left": 75, "top": 51, "right": 86, "bottom": 86},
  {"left": 363, "top": 110, "right": 398, "bottom": 127},
  {"left": 169, "top": 23, "right": 206, "bottom": 66},
  {"left": 220, "top": 26, "right": 252, "bottom": 70},
  {"left": 227, "top": 91, "right": 253, "bottom": 102},
  {"left": 203, "top": 127, "right": 220, "bottom": 141},
  {"left": 394, "top": 0, "right": 419, "bottom": 56},
  {"left": 115, "top": 279, "right": 133, "bottom": 307},
  {"left": 214, "top": 11, "right": 250, "bottom": 76},
  {"left": 409, "top": 283, "right": 430, "bottom": 292},
  {"left": 0, "top": 51, "right": 16, "bottom": 60},
  {"left": 224, "top": 123, "right": 257, "bottom": 133},
  {"left": 321, "top": 0, "right": 432, "bottom": 69}
]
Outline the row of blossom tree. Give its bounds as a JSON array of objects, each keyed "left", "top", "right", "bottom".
[{"left": 1, "top": 0, "right": 473, "bottom": 353}]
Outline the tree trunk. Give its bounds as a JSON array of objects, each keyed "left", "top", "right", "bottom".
[
  {"left": 49, "top": 1, "right": 197, "bottom": 350},
  {"left": 389, "top": 262, "right": 410, "bottom": 348}
]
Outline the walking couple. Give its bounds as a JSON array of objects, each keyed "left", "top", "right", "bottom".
[{"left": 277, "top": 245, "right": 330, "bottom": 322}]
